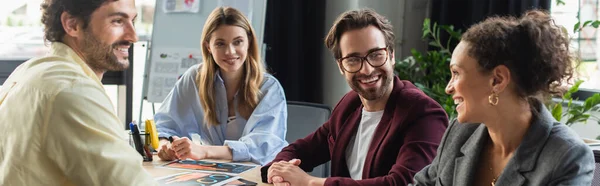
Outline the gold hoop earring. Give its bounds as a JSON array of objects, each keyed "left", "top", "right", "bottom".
[{"left": 488, "top": 91, "right": 499, "bottom": 106}]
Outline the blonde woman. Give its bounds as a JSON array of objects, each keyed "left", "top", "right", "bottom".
[{"left": 155, "top": 7, "right": 288, "bottom": 165}]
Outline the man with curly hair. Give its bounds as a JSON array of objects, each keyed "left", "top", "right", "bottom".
[{"left": 0, "top": 0, "right": 157, "bottom": 185}]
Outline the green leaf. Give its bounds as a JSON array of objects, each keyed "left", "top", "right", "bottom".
[
  {"left": 564, "top": 80, "right": 583, "bottom": 100},
  {"left": 429, "top": 41, "right": 441, "bottom": 48},
  {"left": 435, "top": 23, "right": 440, "bottom": 40},
  {"left": 583, "top": 94, "right": 600, "bottom": 111},
  {"left": 552, "top": 104, "right": 563, "bottom": 121},
  {"left": 566, "top": 114, "right": 589, "bottom": 125},
  {"left": 556, "top": 0, "right": 565, "bottom": 6},
  {"left": 579, "top": 114, "right": 590, "bottom": 121},
  {"left": 564, "top": 92, "right": 572, "bottom": 100},
  {"left": 573, "top": 22, "right": 581, "bottom": 33},
  {"left": 440, "top": 25, "right": 450, "bottom": 31},
  {"left": 410, "top": 48, "right": 420, "bottom": 56},
  {"left": 582, "top": 20, "right": 594, "bottom": 28},
  {"left": 592, "top": 21, "right": 600, "bottom": 28},
  {"left": 576, "top": 114, "right": 591, "bottom": 124},
  {"left": 422, "top": 18, "right": 431, "bottom": 39},
  {"left": 569, "top": 105, "right": 585, "bottom": 114},
  {"left": 447, "top": 29, "right": 462, "bottom": 40}
]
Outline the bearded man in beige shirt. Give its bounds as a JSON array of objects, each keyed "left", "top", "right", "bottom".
[{"left": 0, "top": 0, "right": 157, "bottom": 185}]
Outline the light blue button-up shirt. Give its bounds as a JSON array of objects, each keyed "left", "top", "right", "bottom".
[{"left": 155, "top": 64, "right": 288, "bottom": 165}]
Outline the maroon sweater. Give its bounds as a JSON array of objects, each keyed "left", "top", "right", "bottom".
[{"left": 261, "top": 77, "right": 448, "bottom": 186}]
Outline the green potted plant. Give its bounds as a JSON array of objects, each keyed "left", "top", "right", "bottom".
[
  {"left": 394, "top": 18, "right": 461, "bottom": 119},
  {"left": 548, "top": 80, "right": 600, "bottom": 139},
  {"left": 554, "top": 0, "right": 600, "bottom": 140}
]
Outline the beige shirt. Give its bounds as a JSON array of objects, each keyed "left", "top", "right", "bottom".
[{"left": 0, "top": 42, "right": 157, "bottom": 185}]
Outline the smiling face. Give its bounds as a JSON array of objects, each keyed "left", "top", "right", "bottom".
[
  {"left": 338, "top": 25, "right": 394, "bottom": 101},
  {"left": 79, "top": 0, "right": 138, "bottom": 71},
  {"left": 446, "top": 41, "right": 496, "bottom": 123},
  {"left": 205, "top": 25, "right": 249, "bottom": 74}
]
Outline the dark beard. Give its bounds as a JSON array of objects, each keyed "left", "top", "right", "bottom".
[
  {"left": 349, "top": 68, "right": 393, "bottom": 101},
  {"left": 80, "top": 29, "right": 130, "bottom": 72}
]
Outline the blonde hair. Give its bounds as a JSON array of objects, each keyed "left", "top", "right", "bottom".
[{"left": 197, "top": 7, "right": 265, "bottom": 126}]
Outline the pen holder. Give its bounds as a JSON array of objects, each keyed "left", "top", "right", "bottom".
[
  {"left": 128, "top": 132, "right": 149, "bottom": 146},
  {"left": 129, "top": 132, "right": 153, "bottom": 162}
]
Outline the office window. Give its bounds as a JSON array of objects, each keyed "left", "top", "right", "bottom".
[
  {"left": 0, "top": 0, "right": 158, "bottom": 123},
  {"left": 0, "top": 0, "right": 154, "bottom": 60},
  {"left": 0, "top": 0, "right": 47, "bottom": 60},
  {"left": 552, "top": 0, "right": 600, "bottom": 91}
]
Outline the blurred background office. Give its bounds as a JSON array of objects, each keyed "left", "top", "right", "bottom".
[{"left": 0, "top": 0, "right": 598, "bottom": 140}]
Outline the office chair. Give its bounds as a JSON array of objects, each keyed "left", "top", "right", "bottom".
[
  {"left": 286, "top": 101, "right": 332, "bottom": 178},
  {"left": 593, "top": 150, "right": 600, "bottom": 186}
]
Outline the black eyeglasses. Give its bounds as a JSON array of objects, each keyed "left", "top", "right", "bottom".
[{"left": 338, "top": 48, "right": 389, "bottom": 73}]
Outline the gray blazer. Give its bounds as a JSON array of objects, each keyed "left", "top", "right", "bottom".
[{"left": 411, "top": 101, "right": 595, "bottom": 186}]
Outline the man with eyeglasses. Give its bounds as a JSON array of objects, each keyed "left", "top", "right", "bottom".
[{"left": 261, "top": 9, "right": 449, "bottom": 186}]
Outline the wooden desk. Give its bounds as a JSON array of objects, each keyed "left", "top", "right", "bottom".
[{"left": 143, "top": 155, "right": 271, "bottom": 185}]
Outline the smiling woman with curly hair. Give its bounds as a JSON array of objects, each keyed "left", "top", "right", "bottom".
[{"left": 410, "top": 10, "right": 595, "bottom": 186}]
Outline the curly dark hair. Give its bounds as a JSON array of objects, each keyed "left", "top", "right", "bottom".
[
  {"left": 461, "top": 9, "right": 574, "bottom": 98},
  {"left": 40, "top": 0, "right": 114, "bottom": 43},
  {"left": 325, "top": 8, "right": 395, "bottom": 59}
]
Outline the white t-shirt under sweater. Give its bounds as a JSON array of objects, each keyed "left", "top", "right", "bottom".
[{"left": 345, "top": 109, "right": 384, "bottom": 180}]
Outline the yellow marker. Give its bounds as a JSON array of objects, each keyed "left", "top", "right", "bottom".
[{"left": 145, "top": 119, "right": 160, "bottom": 150}]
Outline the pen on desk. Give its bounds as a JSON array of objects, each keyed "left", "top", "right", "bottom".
[{"left": 129, "top": 122, "right": 145, "bottom": 156}]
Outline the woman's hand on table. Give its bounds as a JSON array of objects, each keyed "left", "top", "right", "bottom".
[
  {"left": 157, "top": 138, "right": 177, "bottom": 160},
  {"left": 171, "top": 136, "right": 208, "bottom": 160}
]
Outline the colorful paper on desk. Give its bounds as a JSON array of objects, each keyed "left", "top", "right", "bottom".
[
  {"left": 161, "top": 160, "right": 256, "bottom": 174},
  {"left": 224, "top": 178, "right": 257, "bottom": 186},
  {"left": 156, "top": 172, "right": 238, "bottom": 186}
]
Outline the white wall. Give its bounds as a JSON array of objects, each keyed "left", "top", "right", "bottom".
[{"left": 320, "top": 0, "right": 429, "bottom": 109}]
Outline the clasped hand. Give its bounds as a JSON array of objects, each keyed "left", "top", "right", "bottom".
[
  {"left": 267, "top": 159, "right": 324, "bottom": 186},
  {"left": 157, "top": 136, "right": 207, "bottom": 160}
]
